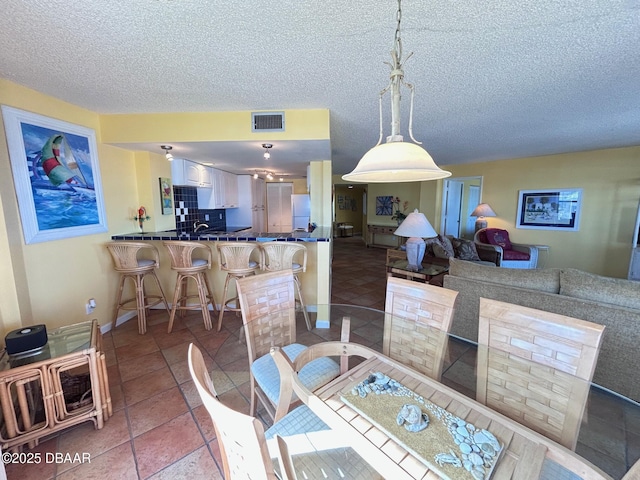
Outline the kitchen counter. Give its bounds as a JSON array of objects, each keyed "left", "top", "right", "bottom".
[{"left": 110, "top": 226, "right": 331, "bottom": 242}]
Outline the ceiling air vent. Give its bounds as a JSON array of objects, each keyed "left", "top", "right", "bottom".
[{"left": 252, "top": 112, "right": 285, "bottom": 132}]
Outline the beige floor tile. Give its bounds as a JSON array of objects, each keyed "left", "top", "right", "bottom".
[{"left": 133, "top": 412, "right": 205, "bottom": 479}]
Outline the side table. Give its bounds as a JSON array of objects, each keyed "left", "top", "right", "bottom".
[
  {"left": 0, "top": 320, "right": 111, "bottom": 452},
  {"left": 386, "top": 259, "right": 449, "bottom": 286}
]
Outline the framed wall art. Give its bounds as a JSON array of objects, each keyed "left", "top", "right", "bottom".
[
  {"left": 2, "top": 106, "right": 108, "bottom": 244},
  {"left": 376, "top": 195, "right": 393, "bottom": 215},
  {"left": 159, "top": 177, "right": 173, "bottom": 214},
  {"left": 516, "top": 188, "right": 582, "bottom": 231}
]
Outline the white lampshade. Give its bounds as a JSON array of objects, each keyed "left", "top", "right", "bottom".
[
  {"left": 395, "top": 209, "right": 438, "bottom": 239},
  {"left": 342, "top": 142, "right": 452, "bottom": 183},
  {"left": 394, "top": 210, "right": 437, "bottom": 271},
  {"left": 470, "top": 203, "right": 497, "bottom": 218}
]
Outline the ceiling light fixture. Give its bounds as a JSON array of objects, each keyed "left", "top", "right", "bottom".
[
  {"left": 342, "top": 0, "right": 451, "bottom": 183},
  {"left": 161, "top": 145, "right": 173, "bottom": 161},
  {"left": 253, "top": 169, "right": 277, "bottom": 180},
  {"left": 262, "top": 143, "right": 272, "bottom": 160}
]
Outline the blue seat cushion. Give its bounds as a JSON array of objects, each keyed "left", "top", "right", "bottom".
[
  {"left": 251, "top": 343, "right": 339, "bottom": 406},
  {"left": 264, "top": 404, "right": 329, "bottom": 439}
]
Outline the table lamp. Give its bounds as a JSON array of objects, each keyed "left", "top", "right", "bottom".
[
  {"left": 470, "top": 203, "right": 497, "bottom": 232},
  {"left": 394, "top": 209, "right": 438, "bottom": 271}
]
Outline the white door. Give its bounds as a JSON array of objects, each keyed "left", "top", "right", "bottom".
[
  {"left": 442, "top": 180, "right": 463, "bottom": 237},
  {"left": 464, "top": 185, "right": 481, "bottom": 239},
  {"left": 267, "top": 183, "right": 293, "bottom": 232}
]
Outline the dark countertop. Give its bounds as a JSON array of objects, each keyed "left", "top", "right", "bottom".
[{"left": 111, "top": 226, "right": 331, "bottom": 242}]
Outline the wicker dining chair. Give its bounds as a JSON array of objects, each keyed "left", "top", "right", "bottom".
[
  {"left": 259, "top": 242, "right": 311, "bottom": 330},
  {"left": 188, "top": 343, "right": 309, "bottom": 480},
  {"left": 235, "top": 270, "right": 339, "bottom": 421},
  {"left": 477, "top": 298, "right": 605, "bottom": 451},
  {"left": 216, "top": 242, "right": 261, "bottom": 332},
  {"left": 383, "top": 277, "right": 458, "bottom": 380},
  {"left": 163, "top": 241, "right": 217, "bottom": 333},
  {"left": 106, "top": 242, "right": 170, "bottom": 335}
]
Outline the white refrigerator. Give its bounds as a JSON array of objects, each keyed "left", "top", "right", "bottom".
[{"left": 291, "top": 194, "right": 311, "bottom": 231}]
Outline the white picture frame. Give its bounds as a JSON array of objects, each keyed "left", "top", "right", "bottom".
[
  {"left": 516, "top": 188, "right": 582, "bottom": 231},
  {"left": 2, "top": 106, "right": 108, "bottom": 244}
]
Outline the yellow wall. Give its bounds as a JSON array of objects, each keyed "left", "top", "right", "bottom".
[
  {"left": 434, "top": 148, "right": 640, "bottom": 277},
  {"left": 334, "top": 185, "right": 364, "bottom": 235},
  {"left": 100, "top": 109, "right": 330, "bottom": 143},
  {"left": 0, "top": 79, "right": 142, "bottom": 335}
]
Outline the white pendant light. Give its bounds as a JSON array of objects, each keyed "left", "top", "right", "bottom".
[{"left": 342, "top": 0, "right": 451, "bottom": 183}]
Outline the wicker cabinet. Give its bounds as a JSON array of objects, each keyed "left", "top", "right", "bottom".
[{"left": 0, "top": 320, "right": 111, "bottom": 452}]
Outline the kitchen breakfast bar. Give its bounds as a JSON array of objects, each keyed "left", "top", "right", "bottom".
[{"left": 109, "top": 227, "right": 333, "bottom": 325}]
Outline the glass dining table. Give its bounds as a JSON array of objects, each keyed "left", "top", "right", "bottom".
[{"left": 208, "top": 304, "right": 640, "bottom": 480}]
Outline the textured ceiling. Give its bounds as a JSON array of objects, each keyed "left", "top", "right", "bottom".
[{"left": 2, "top": 0, "right": 640, "bottom": 178}]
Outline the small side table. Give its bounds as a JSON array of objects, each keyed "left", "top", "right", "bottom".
[
  {"left": 386, "top": 260, "right": 449, "bottom": 285},
  {"left": 0, "top": 320, "right": 111, "bottom": 452}
]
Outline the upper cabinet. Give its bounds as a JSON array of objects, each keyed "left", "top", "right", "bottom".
[
  {"left": 171, "top": 159, "right": 212, "bottom": 187},
  {"left": 197, "top": 169, "right": 238, "bottom": 209}
]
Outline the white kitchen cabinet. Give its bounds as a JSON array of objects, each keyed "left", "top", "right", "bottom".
[
  {"left": 171, "top": 159, "right": 212, "bottom": 187},
  {"left": 226, "top": 175, "right": 265, "bottom": 229},
  {"left": 266, "top": 182, "right": 293, "bottom": 233},
  {"left": 223, "top": 171, "right": 238, "bottom": 208},
  {"left": 197, "top": 169, "right": 238, "bottom": 209}
]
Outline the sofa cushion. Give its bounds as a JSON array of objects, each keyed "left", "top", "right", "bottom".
[
  {"left": 485, "top": 228, "right": 513, "bottom": 250},
  {"left": 450, "top": 237, "right": 481, "bottom": 261},
  {"left": 560, "top": 269, "right": 640, "bottom": 310},
  {"left": 449, "top": 257, "right": 561, "bottom": 293},
  {"left": 433, "top": 235, "right": 455, "bottom": 259}
]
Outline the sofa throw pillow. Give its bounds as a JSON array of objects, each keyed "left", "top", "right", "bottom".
[
  {"left": 560, "top": 268, "right": 640, "bottom": 310},
  {"left": 485, "top": 228, "right": 512, "bottom": 250},
  {"left": 432, "top": 235, "right": 455, "bottom": 259},
  {"left": 424, "top": 236, "right": 442, "bottom": 257},
  {"left": 450, "top": 237, "right": 481, "bottom": 262}
]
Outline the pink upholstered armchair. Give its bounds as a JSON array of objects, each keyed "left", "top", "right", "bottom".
[{"left": 474, "top": 228, "right": 539, "bottom": 269}]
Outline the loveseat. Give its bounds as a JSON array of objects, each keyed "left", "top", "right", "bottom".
[{"left": 443, "top": 258, "right": 640, "bottom": 401}]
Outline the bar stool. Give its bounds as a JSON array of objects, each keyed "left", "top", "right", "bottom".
[
  {"left": 164, "top": 241, "right": 217, "bottom": 333},
  {"left": 106, "top": 242, "right": 170, "bottom": 335},
  {"left": 259, "top": 242, "right": 311, "bottom": 331},
  {"left": 217, "top": 242, "right": 261, "bottom": 332}
]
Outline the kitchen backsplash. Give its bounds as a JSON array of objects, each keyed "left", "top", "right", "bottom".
[{"left": 173, "top": 185, "right": 225, "bottom": 232}]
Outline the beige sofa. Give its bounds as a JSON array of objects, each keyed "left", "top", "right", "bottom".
[{"left": 443, "top": 258, "right": 640, "bottom": 401}]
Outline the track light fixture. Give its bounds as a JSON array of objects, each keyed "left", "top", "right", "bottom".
[
  {"left": 161, "top": 145, "right": 173, "bottom": 161},
  {"left": 262, "top": 143, "right": 272, "bottom": 160},
  {"left": 253, "top": 169, "right": 277, "bottom": 181}
]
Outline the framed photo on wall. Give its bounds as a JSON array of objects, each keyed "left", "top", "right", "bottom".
[
  {"left": 516, "top": 188, "right": 582, "bottom": 231},
  {"left": 2, "top": 106, "right": 108, "bottom": 244}
]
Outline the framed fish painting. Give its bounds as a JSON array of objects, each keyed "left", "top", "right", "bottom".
[{"left": 2, "top": 106, "right": 108, "bottom": 244}]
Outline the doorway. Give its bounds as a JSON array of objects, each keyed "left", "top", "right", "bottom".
[{"left": 441, "top": 176, "right": 483, "bottom": 239}]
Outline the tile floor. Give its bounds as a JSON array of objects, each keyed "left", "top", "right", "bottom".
[{"left": 7, "top": 236, "right": 639, "bottom": 479}]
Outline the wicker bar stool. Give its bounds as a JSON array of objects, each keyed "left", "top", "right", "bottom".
[
  {"left": 259, "top": 242, "right": 311, "bottom": 330},
  {"left": 216, "top": 242, "right": 261, "bottom": 332},
  {"left": 164, "top": 241, "right": 217, "bottom": 333},
  {"left": 106, "top": 242, "right": 170, "bottom": 335}
]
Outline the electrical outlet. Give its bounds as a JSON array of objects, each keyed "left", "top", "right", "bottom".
[
  {"left": 219, "top": 213, "right": 223, "bottom": 220},
  {"left": 85, "top": 303, "right": 94, "bottom": 315},
  {"left": 205, "top": 214, "right": 209, "bottom": 221}
]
